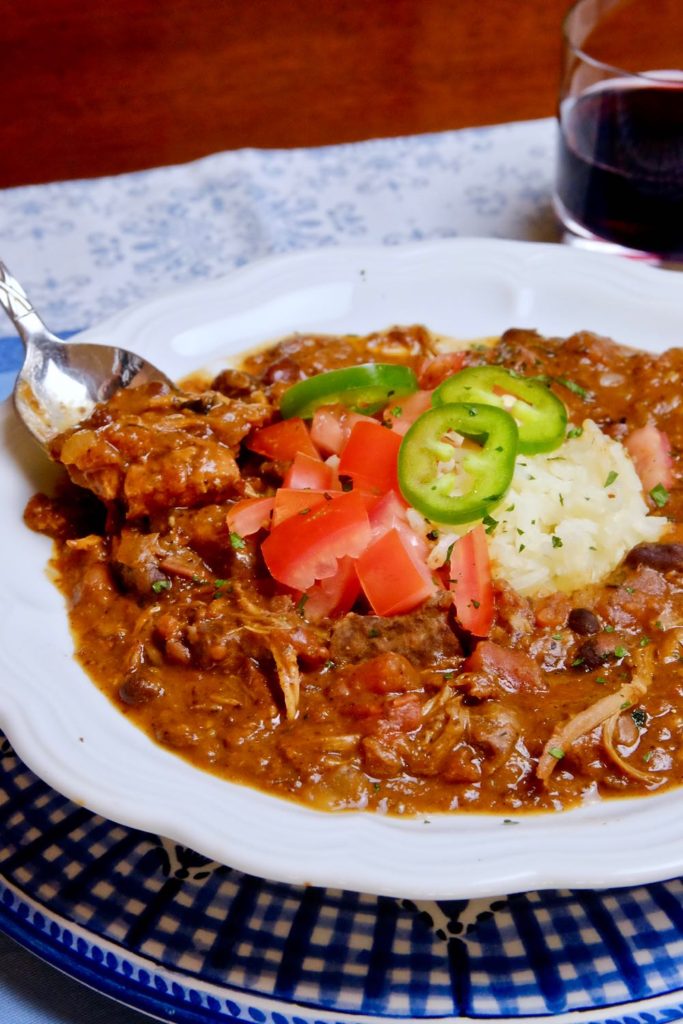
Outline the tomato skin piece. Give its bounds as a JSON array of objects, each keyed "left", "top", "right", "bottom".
[
  {"left": 271, "top": 488, "right": 332, "bottom": 527},
  {"left": 418, "top": 351, "right": 467, "bottom": 389},
  {"left": 262, "top": 490, "right": 372, "bottom": 591},
  {"left": 625, "top": 424, "right": 673, "bottom": 494},
  {"left": 247, "top": 418, "right": 320, "bottom": 462},
  {"left": 226, "top": 496, "right": 274, "bottom": 537},
  {"left": 310, "top": 404, "right": 377, "bottom": 457},
  {"left": 338, "top": 420, "right": 402, "bottom": 494},
  {"left": 369, "top": 489, "right": 429, "bottom": 560},
  {"left": 449, "top": 524, "right": 494, "bottom": 636},
  {"left": 299, "top": 556, "right": 361, "bottom": 621},
  {"left": 356, "top": 528, "right": 435, "bottom": 616},
  {"left": 284, "top": 452, "right": 338, "bottom": 490},
  {"left": 382, "top": 390, "right": 433, "bottom": 436}
]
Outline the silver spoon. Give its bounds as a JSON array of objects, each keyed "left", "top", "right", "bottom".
[{"left": 0, "top": 260, "right": 173, "bottom": 448}]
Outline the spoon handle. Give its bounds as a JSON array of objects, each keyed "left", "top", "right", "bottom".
[{"left": 0, "top": 261, "right": 60, "bottom": 348}]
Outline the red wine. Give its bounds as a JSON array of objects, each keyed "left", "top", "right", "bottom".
[{"left": 555, "top": 80, "right": 683, "bottom": 256}]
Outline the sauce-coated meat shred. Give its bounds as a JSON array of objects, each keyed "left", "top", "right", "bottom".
[{"left": 23, "top": 325, "right": 683, "bottom": 814}]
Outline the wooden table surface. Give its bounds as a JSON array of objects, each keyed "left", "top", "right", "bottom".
[{"left": 1, "top": 0, "right": 665, "bottom": 189}]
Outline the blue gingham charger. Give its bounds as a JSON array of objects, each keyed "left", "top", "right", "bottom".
[
  {"left": 4, "top": 117, "right": 683, "bottom": 1024},
  {"left": 4, "top": 730, "right": 683, "bottom": 1024}
]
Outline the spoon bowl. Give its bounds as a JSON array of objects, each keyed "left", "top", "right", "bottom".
[{"left": 1, "top": 261, "right": 173, "bottom": 448}]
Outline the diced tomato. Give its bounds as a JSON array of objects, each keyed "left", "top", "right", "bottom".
[
  {"left": 625, "top": 424, "right": 674, "bottom": 495},
  {"left": 418, "top": 351, "right": 467, "bottom": 389},
  {"left": 383, "top": 390, "right": 434, "bottom": 436},
  {"left": 464, "top": 640, "right": 544, "bottom": 693},
  {"left": 338, "top": 420, "right": 402, "bottom": 494},
  {"left": 247, "top": 418, "right": 320, "bottom": 462},
  {"left": 356, "top": 528, "right": 435, "bottom": 616},
  {"left": 262, "top": 490, "right": 372, "bottom": 591},
  {"left": 271, "top": 488, "right": 331, "bottom": 527},
  {"left": 369, "top": 489, "right": 429, "bottom": 560},
  {"left": 449, "top": 524, "right": 494, "bottom": 636},
  {"left": 310, "top": 404, "right": 377, "bottom": 457},
  {"left": 347, "top": 652, "right": 420, "bottom": 695},
  {"left": 299, "top": 556, "right": 361, "bottom": 621},
  {"left": 385, "top": 693, "right": 423, "bottom": 732},
  {"left": 284, "top": 452, "right": 338, "bottom": 490},
  {"left": 226, "top": 496, "right": 274, "bottom": 537}
]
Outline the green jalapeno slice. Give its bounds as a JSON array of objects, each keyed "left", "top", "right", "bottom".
[
  {"left": 398, "top": 403, "right": 518, "bottom": 524},
  {"left": 432, "top": 366, "right": 567, "bottom": 454},
  {"left": 280, "top": 363, "right": 418, "bottom": 419}
]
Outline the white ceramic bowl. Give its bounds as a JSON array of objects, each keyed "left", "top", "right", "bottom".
[{"left": 2, "top": 238, "right": 683, "bottom": 899}]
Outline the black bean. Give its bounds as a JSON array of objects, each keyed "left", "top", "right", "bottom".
[
  {"left": 574, "top": 635, "right": 617, "bottom": 670},
  {"left": 625, "top": 543, "right": 683, "bottom": 572},
  {"left": 210, "top": 368, "right": 259, "bottom": 399},
  {"left": 119, "top": 676, "right": 165, "bottom": 706},
  {"left": 567, "top": 607, "right": 600, "bottom": 635}
]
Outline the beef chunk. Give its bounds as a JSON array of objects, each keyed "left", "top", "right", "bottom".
[{"left": 329, "top": 597, "right": 462, "bottom": 669}]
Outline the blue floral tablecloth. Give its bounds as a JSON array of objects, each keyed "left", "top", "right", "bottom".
[
  {"left": 0, "top": 118, "right": 559, "bottom": 403},
  {"left": 0, "top": 117, "right": 560, "bottom": 1024}
]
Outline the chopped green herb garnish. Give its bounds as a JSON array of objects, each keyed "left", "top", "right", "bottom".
[
  {"left": 566, "top": 426, "right": 583, "bottom": 439},
  {"left": 614, "top": 645, "right": 629, "bottom": 659},
  {"left": 596, "top": 676, "right": 608, "bottom": 685},
  {"left": 643, "top": 750, "right": 653, "bottom": 763},
  {"left": 323, "top": 659, "right": 336, "bottom": 671},
  {"left": 620, "top": 700, "right": 632, "bottom": 710},
  {"left": 604, "top": 625, "right": 615, "bottom": 633},
  {"left": 639, "top": 637, "right": 651, "bottom": 647},
  {"left": 551, "top": 535, "right": 563, "bottom": 548},
  {"left": 482, "top": 514, "right": 499, "bottom": 535},
  {"left": 296, "top": 594, "right": 309, "bottom": 616},
  {"left": 368, "top": 626, "right": 381, "bottom": 638},
  {"left": 229, "top": 531, "right": 246, "bottom": 550},
  {"left": 471, "top": 599, "right": 481, "bottom": 609},
  {"left": 556, "top": 377, "right": 589, "bottom": 399},
  {"left": 446, "top": 542, "right": 456, "bottom": 562},
  {"left": 502, "top": 819, "right": 520, "bottom": 825},
  {"left": 604, "top": 470, "right": 619, "bottom": 488},
  {"left": 650, "top": 483, "right": 670, "bottom": 508},
  {"left": 552, "top": 633, "right": 563, "bottom": 641},
  {"left": 571, "top": 657, "right": 584, "bottom": 667},
  {"left": 549, "top": 746, "right": 565, "bottom": 761},
  {"left": 427, "top": 529, "right": 440, "bottom": 540},
  {"left": 151, "top": 578, "right": 171, "bottom": 593},
  {"left": 391, "top": 406, "right": 403, "bottom": 417}
]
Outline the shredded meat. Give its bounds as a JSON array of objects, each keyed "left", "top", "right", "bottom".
[{"left": 24, "top": 325, "right": 683, "bottom": 815}]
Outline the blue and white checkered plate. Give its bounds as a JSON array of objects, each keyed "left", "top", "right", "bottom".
[{"left": 3, "top": 239, "right": 683, "bottom": 1023}]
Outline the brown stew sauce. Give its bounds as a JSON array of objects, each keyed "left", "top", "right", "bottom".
[{"left": 24, "top": 326, "right": 683, "bottom": 814}]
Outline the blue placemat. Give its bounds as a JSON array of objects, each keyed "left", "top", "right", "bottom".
[{"left": 3, "top": 731, "right": 683, "bottom": 1024}]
